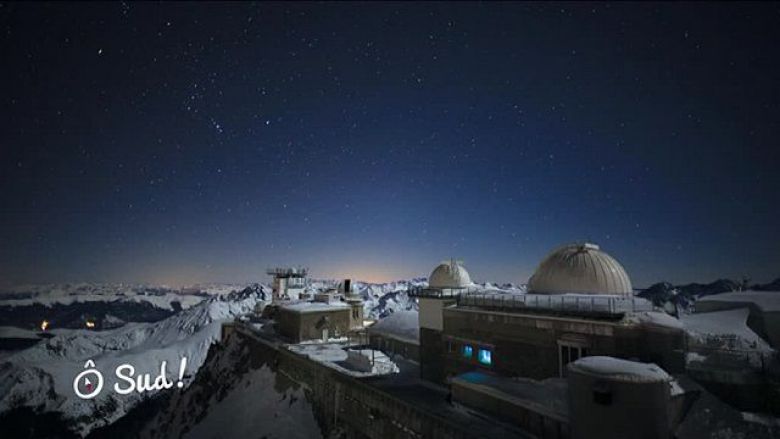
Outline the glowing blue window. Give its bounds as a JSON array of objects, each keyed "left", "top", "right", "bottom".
[
  {"left": 462, "top": 345, "right": 473, "bottom": 358},
  {"left": 478, "top": 349, "right": 492, "bottom": 366}
]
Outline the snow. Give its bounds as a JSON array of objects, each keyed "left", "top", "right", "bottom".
[
  {"left": 287, "top": 342, "right": 399, "bottom": 377},
  {"left": 742, "top": 412, "right": 780, "bottom": 428},
  {"left": 280, "top": 301, "right": 349, "bottom": 313},
  {"left": 0, "top": 292, "right": 265, "bottom": 436},
  {"left": 0, "top": 326, "right": 41, "bottom": 339},
  {"left": 686, "top": 352, "right": 708, "bottom": 363},
  {"left": 0, "top": 283, "right": 207, "bottom": 311},
  {"left": 367, "top": 310, "right": 419, "bottom": 344},
  {"left": 133, "top": 328, "right": 322, "bottom": 439},
  {"left": 569, "top": 356, "right": 671, "bottom": 382},
  {"left": 696, "top": 290, "right": 780, "bottom": 312},
  {"left": 632, "top": 311, "right": 684, "bottom": 330},
  {"left": 681, "top": 308, "right": 773, "bottom": 353},
  {"left": 181, "top": 365, "right": 321, "bottom": 439}
]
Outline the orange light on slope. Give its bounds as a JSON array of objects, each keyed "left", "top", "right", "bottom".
[
  {"left": 85, "top": 321, "right": 95, "bottom": 329},
  {"left": 40, "top": 320, "right": 49, "bottom": 331}
]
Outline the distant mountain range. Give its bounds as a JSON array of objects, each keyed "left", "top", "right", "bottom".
[{"left": 637, "top": 277, "right": 780, "bottom": 309}]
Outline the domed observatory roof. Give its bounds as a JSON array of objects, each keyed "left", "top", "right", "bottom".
[
  {"left": 429, "top": 260, "right": 472, "bottom": 289},
  {"left": 528, "top": 243, "right": 633, "bottom": 296}
]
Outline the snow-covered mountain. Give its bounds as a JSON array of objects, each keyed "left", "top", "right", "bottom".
[
  {"left": 121, "top": 327, "right": 322, "bottom": 439},
  {"left": 7, "top": 276, "right": 768, "bottom": 437},
  {"left": 0, "top": 279, "right": 426, "bottom": 436},
  {"left": 0, "top": 287, "right": 267, "bottom": 437}
]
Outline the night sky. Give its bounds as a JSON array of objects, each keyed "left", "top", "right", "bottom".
[{"left": 1, "top": 2, "right": 779, "bottom": 287}]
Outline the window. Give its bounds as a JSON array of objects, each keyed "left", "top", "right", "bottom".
[
  {"left": 593, "top": 381, "right": 612, "bottom": 405},
  {"left": 462, "top": 345, "right": 473, "bottom": 358},
  {"left": 558, "top": 341, "right": 588, "bottom": 377},
  {"left": 478, "top": 348, "right": 492, "bottom": 366}
]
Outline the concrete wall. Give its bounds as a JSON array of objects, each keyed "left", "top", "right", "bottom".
[
  {"left": 567, "top": 367, "right": 672, "bottom": 439},
  {"left": 419, "top": 298, "right": 455, "bottom": 330},
  {"left": 420, "top": 327, "right": 447, "bottom": 383},
  {"left": 276, "top": 308, "right": 351, "bottom": 343},
  {"left": 369, "top": 334, "right": 420, "bottom": 362},
  {"left": 452, "top": 378, "right": 569, "bottom": 439},
  {"left": 442, "top": 307, "right": 685, "bottom": 380}
]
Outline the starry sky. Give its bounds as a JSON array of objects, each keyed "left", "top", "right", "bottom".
[{"left": 1, "top": 2, "right": 779, "bottom": 288}]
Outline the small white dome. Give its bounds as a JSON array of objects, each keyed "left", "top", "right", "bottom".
[
  {"left": 528, "top": 243, "right": 632, "bottom": 296},
  {"left": 429, "top": 260, "right": 472, "bottom": 289}
]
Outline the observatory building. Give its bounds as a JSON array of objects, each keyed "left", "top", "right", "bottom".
[
  {"left": 412, "top": 243, "right": 685, "bottom": 383},
  {"left": 415, "top": 259, "right": 474, "bottom": 382},
  {"left": 224, "top": 243, "right": 776, "bottom": 439}
]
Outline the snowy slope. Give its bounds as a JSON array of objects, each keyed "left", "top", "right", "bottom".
[
  {"left": 367, "top": 310, "right": 419, "bottom": 343},
  {"left": 0, "top": 288, "right": 266, "bottom": 437},
  {"left": 131, "top": 329, "right": 322, "bottom": 439},
  {"left": 681, "top": 308, "right": 773, "bottom": 353},
  {"left": 0, "top": 283, "right": 207, "bottom": 311}
]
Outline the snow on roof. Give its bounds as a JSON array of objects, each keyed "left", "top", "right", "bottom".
[
  {"left": 681, "top": 308, "right": 773, "bottom": 352},
  {"left": 569, "top": 356, "right": 671, "bottom": 382},
  {"left": 279, "top": 301, "right": 349, "bottom": 313},
  {"left": 367, "top": 310, "right": 419, "bottom": 344},
  {"left": 696, "top": 290, "right": 780, "bottom": 312},
  {"left": 632, "top": 311, "right": 684, "bottom": 330},
  {"left": 286, "top": 344, "right": 399, "bottom": 377}
]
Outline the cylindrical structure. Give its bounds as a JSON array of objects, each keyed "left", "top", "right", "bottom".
[{"left": 568, "top": 356, "right": 673, "bottom": 439}]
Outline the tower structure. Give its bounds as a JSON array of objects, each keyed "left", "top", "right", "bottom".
[
  {"left": 411, "top": 259, "right": 472, "bottom": 383},
  {"left": 267, "top": 267, "right": 308, "bottom": 302}
]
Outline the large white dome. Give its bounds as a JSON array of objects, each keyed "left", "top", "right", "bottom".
[
  {"left": 527, "top": 243, "right": 632, "bottom": 296},
  {"left": 429, "top": 260, "right": 472, "bottom": 289}
]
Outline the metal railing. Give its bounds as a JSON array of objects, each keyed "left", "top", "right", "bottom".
[
  {"left": 455, "top": 292, "right": 654, "bottom": 315},
  {"left": 266, "top": 267, "right": 308, "bottom": 277},
  {"left": 407, "top": 285, "right": 481, "bottom": 298}
]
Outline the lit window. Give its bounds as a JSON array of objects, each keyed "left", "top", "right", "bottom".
[
  {"left": 463, "top": 345, "right": 473, "bottom": 358},
  {"left": 478, "top": 348, "right": 492, "bottom": 366}
]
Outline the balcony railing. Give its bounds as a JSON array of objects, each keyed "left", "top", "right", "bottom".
[
  {"left": 407, "top": 285, "right": 481, "bottom": 298},
  {"left": 455, "top": 292, "right": 654, "bottom": 316}
]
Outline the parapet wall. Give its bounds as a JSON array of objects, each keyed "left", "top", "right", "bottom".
[{"left": 230, "top": 324, "right": 509, "bottom": 439}]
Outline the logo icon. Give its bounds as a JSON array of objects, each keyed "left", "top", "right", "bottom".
[{"left": 73, "top": 360, "right": 104, "bottom": 399}]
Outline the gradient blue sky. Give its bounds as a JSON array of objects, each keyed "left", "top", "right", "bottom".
[{"left": 1, "top": 3, "right": 778, "bottom": 287}]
